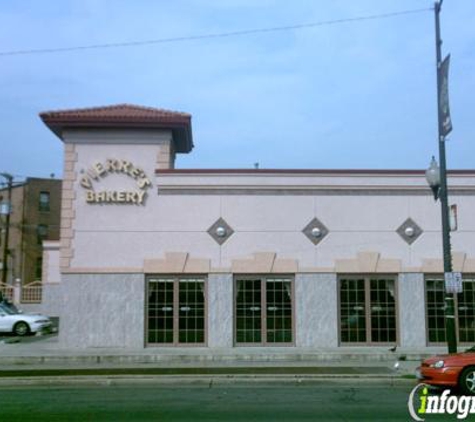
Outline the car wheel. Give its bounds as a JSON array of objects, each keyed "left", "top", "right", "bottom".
[
  {"left": 459, "top": 367, "right": 475, "bottom": 395},
  {"left": 13, "top": 321, "right": 30, "bottom": 337}
]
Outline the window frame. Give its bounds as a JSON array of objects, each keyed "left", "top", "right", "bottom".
[
  {"left": 38, "top": 191, "right": 50, "bottom": 212},
  {"left": 36, "top": 224, "right": 48, "bottom": 245},
  {"left": 234, "top": 274, "right": 295, "bottom": 347},
  {"left": 338, "top": 274, "right": 399, "bottom": 347},
  {"left": 145, "top": 275, "right": 208, "bottom": 347},
  {"left": 425, "top": 274, "right": 475, "bottom": 346},
  {"left": 34, "top": 256, "right": 43, "bottom": 281}
]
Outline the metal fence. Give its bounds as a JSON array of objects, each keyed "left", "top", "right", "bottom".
[
  {"left": 0, "top": 281, "right": 14, "bottom": 301},
  {"left": 20, "top": 281, "right": 43, "bottom": 303},
  {"left": 0, "top": 281, "right": 42, "bottom": 304}
]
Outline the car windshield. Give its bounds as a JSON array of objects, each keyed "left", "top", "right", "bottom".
[
  {"left": 465, "top": 345, "right": 475, "bottom": 353},
  {"left": 0, "top": 303, "right": 17, "bottom": 315}
]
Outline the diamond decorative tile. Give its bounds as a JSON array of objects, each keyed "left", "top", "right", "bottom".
[
  {"left": 207, "top": 217, "right": 234, "bottom": 245},
  {"left": 396, "top": 218, "right": 423, "bottom": 245},
  {"left": 302, "top": 218, "right": 329, "bottom": 245}
]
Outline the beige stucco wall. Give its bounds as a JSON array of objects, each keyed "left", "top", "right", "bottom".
[
  {"left": 47, "top": 127, "right": 475, "bottom": 349},
  {"left": 63, "top": 149, "right": 475, "bottom": 273},
  {"left": 43, "top": 241, "right": 60, "bottom": 284},
  {"left": 61, "top": 129, "right": 176, "bottom": 271}
]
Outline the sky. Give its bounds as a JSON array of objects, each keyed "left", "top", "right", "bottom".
[{"left": 0, "top": 0, "right": 474, "bottom": 181}]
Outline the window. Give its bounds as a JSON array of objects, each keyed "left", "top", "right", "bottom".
[
  {"left": 426, "top": 278, "right": 446, "bottom": 343},
  {"left": 37, "top": 224, "right": 48, "bottom": 245},
  {"left": 147, "top": 276, "right": 206, "bottom": 345},
  {"left": 35, "top": 257, "right": 43, "bottom": 280},
  {"left": 426, "top": 276, "right": 475, "bottom": 344},
  {"left": 459, "top": 280, "right": 475, "bottom": 343},
  {"left": 339, "top": 276, "right": 397, "bottom": 345},
  {"left": 39, "top": 192, "right": 50, "bottom": 212},
  {"left": 235, "top": 276, "right": 293, "bottom": 345}
]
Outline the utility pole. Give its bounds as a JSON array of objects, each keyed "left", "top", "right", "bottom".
[
  {"left": 0, "top": 173, "right": 13, "bottom": 286},
  {"left": 434, "top": 0, "right": 457, "bottom": 354}
]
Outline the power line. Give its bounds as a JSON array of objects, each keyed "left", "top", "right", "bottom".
[{"left": 0, "top": 7, "right": 432, "bottom": 57}]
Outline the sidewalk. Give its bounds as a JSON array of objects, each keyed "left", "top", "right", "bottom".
[{"left": 0, "top": 333, "right": 445, "bottom": 383}]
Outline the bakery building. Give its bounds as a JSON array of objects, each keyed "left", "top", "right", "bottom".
[{"left": 39, "top": 104, "right": 475, "bottom": 349}]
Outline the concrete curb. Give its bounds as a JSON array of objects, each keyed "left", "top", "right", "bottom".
[
  {"left": 0, "top": 374, "right": 417, "bottom": 387},
  {"left": 0, "top": 353, "right": 428, "bottom": 366}
]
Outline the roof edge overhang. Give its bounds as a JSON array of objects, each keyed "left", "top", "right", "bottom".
[
  {"left": 155, "top": 168, "right": 475, "bottom": 176},
  {"left": 39, "top": 104, "right": 193, "bottom": 153}
]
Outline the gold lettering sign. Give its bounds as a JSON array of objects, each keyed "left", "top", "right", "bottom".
[{"left": 80, "top": 159, "right": 152, "bottom": 205}]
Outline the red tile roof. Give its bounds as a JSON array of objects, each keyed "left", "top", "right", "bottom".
[{"left": 40, "top": 104, "right": 193, "bottom": 152}]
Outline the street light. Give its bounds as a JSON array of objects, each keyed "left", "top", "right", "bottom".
[
  {"left": 424, "top": 0, "right": 457, "bottom": 354},
  {"left": 425, "top": 156, "right": 441, "bottom": 200},
  {"left": 425, "top": 155, "right": 457, "bottom": 355}
]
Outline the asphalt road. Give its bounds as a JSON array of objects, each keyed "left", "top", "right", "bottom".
[
  {"left": 0, "top": 332, "right": 57, "bottom": 345},
  {"left": 0, "top": 380, "right": 458, "bottom": 422}
]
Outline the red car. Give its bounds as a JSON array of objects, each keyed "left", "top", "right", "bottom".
[{"left": 417, "top": 346, "right": 475, "bottom": 395}]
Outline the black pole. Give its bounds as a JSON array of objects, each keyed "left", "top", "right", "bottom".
[
  {"left": 1, "top": 173, "right": 13, "bottom": 286},
  {"left": 434, "top": 1, "right": 457, "bottom": 354}
]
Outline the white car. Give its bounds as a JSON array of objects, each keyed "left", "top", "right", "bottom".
[{"left": 0, "top": 302, "right": 52, "bottom": 336}]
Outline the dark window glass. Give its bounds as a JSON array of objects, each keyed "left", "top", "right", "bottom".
[
  {"left": 236, "top": 279, "right": 262, "bottom": 344},
  {"left": 37, "top": 224, "right": 48, "bottom": 245},
  {"left": 35, "top": 257, "right": 43, "bottom": 280},
  {"left": 426, "top": 278, "right": 446, "bottom": 343},
  {"left": 147, "top": 277, "right": 205, "bottom": 345},
  {"left": 235, "top": 276, "right": 293, "bottom": 345},
  {"left": 39, "top": 192, "right": 50, "bottom": 212},
  {"left": 178, "top": 279, "right": 205, "bottom": 344},
  {"left": 340, "top": 276, "right": 397, "bottom": 344},
  {"left": 427, "top": 277, "right": 475, "bottom": 344},
  {"left": 370, "top": 278, "right": 396, "bottom": 343},
  {"left": 148, "top": 278, "right": 174, "bottom": 344},
  {"left": 458, "top": 280, "right": 475, "bottom": 343},
  {"left": 340, "top": 278, "right": 366, "bottom": 343},
  {"left": 266, "top": 279, "right": 292, "bottom": 343}
]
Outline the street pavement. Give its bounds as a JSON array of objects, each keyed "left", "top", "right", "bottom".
[
  {"left": 0, "top": 332, "right": 443, "bottom": 367},
  {"left": 0, "top": 380, "right": 437, "bottom": 422},
  {"left": 0, "top": 332, "right": 54, "bottom": 344},
  {"left": 0, "top": 332, "right": 444, "bottom": 385},
  {"left": 0, "top": 334, "right": 457, "bottom": 420}
]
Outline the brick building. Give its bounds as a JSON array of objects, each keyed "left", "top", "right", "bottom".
[{"left": 0, "top": 178, "right": 61, "bottom": 289}]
